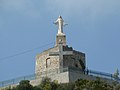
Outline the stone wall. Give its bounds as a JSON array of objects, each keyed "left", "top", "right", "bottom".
[
  {"left": 36, "top": 46, "right": 59, "bottom": 74},
  {"left": 36, "top": 45, "right": 86, "bottom": 78},
  {"left": 63, "top": 50, "right": 86, "bottom": 70},
  {"left": 69, "top": 70, "right": 114, "bottom": 84},
  {"left": 0, "top": 68, "right": 116, "bottom": 90}
]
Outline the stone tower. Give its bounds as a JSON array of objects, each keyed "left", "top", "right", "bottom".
[{"left": 35, "top": 16, "right": 86, "bottom": 83}]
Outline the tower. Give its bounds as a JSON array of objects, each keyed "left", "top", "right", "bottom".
[{"left": 35, "top": 16, "right": 86, "bottom": 83}]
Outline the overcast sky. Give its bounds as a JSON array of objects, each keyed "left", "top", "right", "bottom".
[{"left": 0, "top": 0, "right": 120, "bottom": 81}]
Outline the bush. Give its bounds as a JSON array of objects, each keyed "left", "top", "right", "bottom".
[
  {"left": 16, "top": 80, "right": 34, "bottom": 90},
  {"left": 4, "top": 77, "right": 120, "bottom": 90}
]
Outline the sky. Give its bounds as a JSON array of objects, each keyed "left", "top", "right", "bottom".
[{"left": 0, "top": 0, "right": 120, "bottom": 81}]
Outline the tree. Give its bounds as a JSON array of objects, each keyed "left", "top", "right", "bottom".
[
  {"left": 75, "top": 79, "right": 89, "bottom": 90},
  {"left": 114, "top": 84, "right": 120, "bottom": 90},
  {"left": 40, "top": 77, "right": 51, "bottom": 89},
  {"left": 113, "top": 69, "right": 119, "bottom": 81},
  {"left": 34, "top": 86, "right": 42, "bottom": 90},
  {"left": 42, "top": 83, "right": 52, "bottom": 90},
  {"left": 51, "top": 80, "right": 59, "bottom": 90},
  {"left": 75, "top": 78, "right": 113, "bottom": 90},
  {"left": 3, "top": 77, "right": 117, "bottom": 90},
  {"left": 16, "top": 80, "right": 34, "bottom": 90},
  {"left": 4, "top": 86, "right": 12, "bottom": 90}
]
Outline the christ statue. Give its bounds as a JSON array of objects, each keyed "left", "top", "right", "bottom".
[{"left": 54, "top": 16, "right": 66, "bottom": 35}]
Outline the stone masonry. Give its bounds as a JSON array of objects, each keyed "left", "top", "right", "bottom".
[
  {"left": 35, "top": 45, "right": 86, "bottom": 79},
  {"left": 35, "top": 16, "right": 86, "bottom": 82}
]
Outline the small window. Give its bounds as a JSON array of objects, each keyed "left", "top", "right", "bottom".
[{"left": 46, "top": 58, "right": 51, "bottom": 68}]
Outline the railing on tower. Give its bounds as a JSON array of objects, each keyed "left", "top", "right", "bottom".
[{"left": 0, "top": 67, "right": 120, "bottom": 87}]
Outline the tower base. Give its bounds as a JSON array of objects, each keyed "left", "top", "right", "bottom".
[{"left": 56, "top": 34, "right": 66, "bottom": 46}]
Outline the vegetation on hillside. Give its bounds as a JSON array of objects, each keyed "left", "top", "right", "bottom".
[{"left": 3, "top": 77, "right": 120, "bottom": 90}]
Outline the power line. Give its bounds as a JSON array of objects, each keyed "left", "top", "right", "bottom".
[{"left": 0, "top": 42, "right": 55, "bottom": 62}]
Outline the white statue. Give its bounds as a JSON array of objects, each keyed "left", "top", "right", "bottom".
[{"left": 54, "top": 16, "right": 67, "bottom": 35}]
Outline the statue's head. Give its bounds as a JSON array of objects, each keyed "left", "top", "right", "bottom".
[{"left": 59, "top": 15, "right": 62, "bottom": 19}]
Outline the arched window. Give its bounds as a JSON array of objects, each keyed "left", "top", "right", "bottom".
[{"left": 46, "top": 58, "right": 51, "bottom": 68}]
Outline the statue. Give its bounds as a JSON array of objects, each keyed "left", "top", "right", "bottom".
[{"left": 54, "top": 16, "right": 67, "bottom": 35}]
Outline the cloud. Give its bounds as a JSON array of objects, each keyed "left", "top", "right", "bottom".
[{"left": 0, "top": 0, "right": 41, "bottom": 18}]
